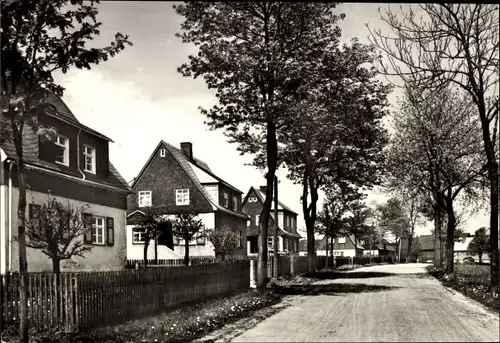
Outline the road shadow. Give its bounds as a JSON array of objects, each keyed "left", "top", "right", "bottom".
[
  {"left": 273, "top": 283, "right": 400, "bottom": 296},
  {"left": 304, "top": 271, "right": 397, "bottom": 280}
]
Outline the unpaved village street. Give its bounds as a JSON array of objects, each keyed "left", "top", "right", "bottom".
[{"left": 230, "top": 263, "right": 499, "bottom": 342}]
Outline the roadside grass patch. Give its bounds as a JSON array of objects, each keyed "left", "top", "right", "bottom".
[
  {"left": 1, "top": 291, "right": 281, "bottom": 343},
  {"left": 426, "top": 265, "right": 499, "bottom": 311}
]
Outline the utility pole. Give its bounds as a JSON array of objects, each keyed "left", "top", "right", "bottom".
[{"left": 273, "top": 175, "right": 279, "bottom": 279}]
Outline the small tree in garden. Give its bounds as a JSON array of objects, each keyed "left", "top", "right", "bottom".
[
  {"left": 169, "top": 210, "right": 205, "bottom": 265},
  {"left": 411, "top": 236, "right": 422, "bottom": 261},
  {"left": 206, "top": 226, "right": 241, "bottom": 262},
  {"left": 24, "top": 194, "right": 91, "bottom": 273},
  {"left": 468, "top": 227, "right": 491, "bottom": 264},
  {"left": 135, "top": 207, "right": 169, "bottom": 268}
]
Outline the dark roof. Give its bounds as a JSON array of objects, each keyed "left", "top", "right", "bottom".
[
  {"left": 252, "top": 187, "right": 298, "bottom": 215},
  {"left": 0, "top": 93, "right": 130, "bottom": 192},
  {"left": 242, "top": 186, "right": 301, "bottom": 238},
  {"left": 131, "top": 140, "right": 248, "bottom": 220}
]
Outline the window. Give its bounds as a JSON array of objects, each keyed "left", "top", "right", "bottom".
[
  {"left": 223, "top": 193, "right": 229, "bottom": 207},
  {"left": 248, "top": 196, "right": 257, "bottom": 203},
  {"left": 232, "top": 196, "right": 238, "bottom": 211},
  {"left": 293, "top": 240, "right": 298, "bottom": 252},
  {"left": 176, "top": 189, "right": 189, "bottom": 205},
  {"left": 138, "top": 191, "right": 152, "bottom": 207},
  {"left": 28, "top": 204, "right": 41, "bottom": 230},
  {"left": 83, "top": 145, "right": 96, "bottom": 173},
  {"left": 255, "top": 214, "right": 260, "bottom": 226},
  {"left": 283, "top": 239, "right": 288, "bottom": 250},
  {"left": 132, "top": 227, "right": 146, "bottom": 243},
  {"left": 92, "top": 216, "right": 105, "bottom": 245},
  {"left": 360, "top": 240, "right": 365, "bottom": 246},
  {"left": 55, "top": 134, "right": 69, "bottom": 165},
  {"left": 247, "top": 220, "right": 250, "bottom": 227},
  {"left": 278, "top": 213, "right": 284, "bottom": 228},
  {"left": 267, "top": 237, "right": 273, "bottom": 250},
  {"left": 338, "top": 237, "right": 346, "bottom": 244},
  {"left": 159, "top": 149, "right": 166, "bottom": 157}
]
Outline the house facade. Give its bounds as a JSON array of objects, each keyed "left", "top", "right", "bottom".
[
  {"left": 0, "top": 92, "right": 131, "bottom": 274},
  {"left": 126, "top": 141, "right": 248, "bottom": 261},
  {"left": 241, "top": 186, "right": 301, "bottom": 256},
  {"left": 299, "top": 231, "right": 364, "bottom": 258}
]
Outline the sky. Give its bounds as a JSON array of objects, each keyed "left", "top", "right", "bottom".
[{"left": 54, "top": 2, "right": 489, "bottom": 237}]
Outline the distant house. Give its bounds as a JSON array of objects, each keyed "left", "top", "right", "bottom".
[
  {"left": 241, "top": 186, "right": 301, "bottom": 256},
  {"left": 0, "top": 92, "right": 131, "bottom": 273},
  {"left": 299, "top": 229, "right": 364, "bottom": 258},
  {"left": 362, "top": 240, "right": 397, "bottom": 258},
  {"left": 126, "top": 141, "right": 248, "bottom": 261},
  {"left": 415, "top": 234, "right": 434, "bottom": 262}
]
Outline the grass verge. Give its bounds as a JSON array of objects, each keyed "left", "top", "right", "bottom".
[
  {"left": 1, "top": 291, "right": 281, "bottom": 343},
  {"left": 426, "top": 265, "right": 499, "bottom": 312}
]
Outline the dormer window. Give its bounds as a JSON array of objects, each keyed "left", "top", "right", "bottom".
[
  {"left": 248, "top": 196, "right": 257, "bottom": 203},
  {"left": 83, "top": 145, "right": 96, "bottom": 174},
  {"left": 55, "top": 134, "right": 69, "bottom": 166},
  {"left": 160, "top": 149, "right": 166, "bottom": 157},
  {"left": 232, "top": 196, "right": 238, "bottom": 211},
  {"left": 223, "top": 192, "right": 229, "bottom": 207}
]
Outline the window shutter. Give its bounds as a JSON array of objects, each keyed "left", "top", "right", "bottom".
[
  {"left": 83, "top": 213, "right": 93, "bottom": 244},
  {"left": 106, "top": 217, "right": 114, "bottom": 246}
]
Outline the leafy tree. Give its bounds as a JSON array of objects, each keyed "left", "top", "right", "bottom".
[
  {"left": 316, "top": 185, "right": 364, "bottom": 267},
  {"left": 280, "top": 38, "right": 391, "bottom": 272},
  {"left": 467, "top": 227, "right": 491, "bottom": 264},
  {"left": 369, "top": 3, "right": 499, "bottom": 291},
  {"left": 411, "top": 236, "right": 423, "bottom": 261},
  {"left": 345, "top": 200, "right": 374, "bottom": 258},
  {"left": 206, "top": 226, "right": 241, "bottom": 262},
  {"left": 175, "top": 2, "right": 346, "bottom": 291},
  {"left": 377, "top": 197, "right": 410, "bottom": 261},
  {"left": 386, "top": 85, "right": 485, "bottom": 271},
  {"left": 134, "top": 207, "right": 170, "bottom": 268},
  {"left": 0, "top": 1, "right": 131, "bottom": 340},
  {"left": 24, "top": 194, "right": 91, "bottom": 273},
  {"left": 169, "top": 210, "right": 206, "bottom": 266}
]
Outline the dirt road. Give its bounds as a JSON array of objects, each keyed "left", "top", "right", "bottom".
[{"left": 231, "top": 263, "right": 499, "bottom": 342}]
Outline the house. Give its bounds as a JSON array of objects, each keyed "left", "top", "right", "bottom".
[
  {"left": 414, "top": 234, "right": 434, "bottom": 262},
  {"left": 299, "top": 229, "right": 364, "bottom": 258},
  {"left": 362, "top": 240, "right": 396, "bottom": 258},
  {"left": 241, "top": 186, "right": 301, "bottom": 256},
  {"left": 126, "top": 140, "right": 248, "bottom": 261},
  {"left": 0, "top": 92, "right": 131, "bottom": 273}
]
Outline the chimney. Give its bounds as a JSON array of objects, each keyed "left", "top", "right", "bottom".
[{"left": 180, "top": 142, "right": 193, "bottom": 160}]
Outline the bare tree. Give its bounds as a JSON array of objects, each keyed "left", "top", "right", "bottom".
[
  {"left": 206, "top": 226, "right": 241, "bottom": 262},
  {"left": 24, "top": 194, "right": 91, "bottom": 273},
  {"left": 134, "top": 207, "right": 170, "bottom": 268},
  {"left": 369, "top": 3, "right": 499, "bottom": 290}
]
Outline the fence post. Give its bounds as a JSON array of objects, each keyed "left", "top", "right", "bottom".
[{"left": 290, "top": 254, "right": 295, "bottom": 276}]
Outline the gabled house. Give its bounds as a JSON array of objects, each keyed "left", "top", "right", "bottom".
[
  {"left": 241, "top": 186, "right": 302, "bottom": 256},
  {"left": 362, "top": 239, "right": 397, "bottom": 258},
  {"left": 299, "top": 229, "right": 364, "bottom": 257},
  {"left": 126, "top": 140, "right": 248, "bottom": 261},
  {"left": 0, "top": 92, "right": 131, "bottom": 273}
]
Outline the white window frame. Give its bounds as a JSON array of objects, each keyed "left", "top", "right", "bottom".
[
  {"left": 55, "top": 134, "right": 69, "bottom": 166},
  {"left": 338, "top": 237, "right": 346, "bottom": 244},
  {"left": 132, "top": 227, "right": 146, "bottom": 244},
  {"left": 159, "top": 148, "right": 166, "bottom": 157},
  {"left": 138, "top": 191, "right": 152, "bottom": 207},
  {"left": 232, "top": 196, "right": 238, "bottom": 211},
  {"left": 223, "top": 192, "right": 229, "bottom": 207},
  {"left": 176, "top": 189, "right": 190, "bottom": 206},
  {"left": 83, "top": 145, "right": 96, "bottom": 174},
  {"left": 255, "top": 214, "right": 260, "bottom": 225},
  {"left": 267, "top": 237, "right": 273, "bottom": 249},
  {"left": 249, "top": 197, "right": 257, "bottom": 203},
  {"left": 92, "top": 216, "right": 105, "bottom": 245}
]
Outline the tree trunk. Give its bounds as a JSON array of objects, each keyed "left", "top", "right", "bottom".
[
  {"left": 52, "top": 258, "right": 61, "bottom": 274},
  {"left": 330, "top": 235, "right": 334, "bottom": 260},
  {"left": 143, "top": 239, "right": 149, "bottom": 268},
  {"left": 353, "top": 233, "right": 357, "bottom": 258},
  {"left": 302, "top": 172, "right": 318, "bottom": 273},
  {"left": 154, "top": 235, "right": 158, "bottom": 265},
  {"left": 273, "top": 175, "right": 279, "bottom": 279},
  {"left": 434, "top": 206, "right": 443, "bottom": 268},
  {"left": 15, "top": 154, "right": 29, "bottom": 343},
  {"left": 325, "top": 234, "right": 329, "bottom": 269},
  {"left": 221, "top": 253, "right": 226, "bottom": 262},
  {"left": 184, "top": 239, "right": 190, "bottom": 266},
  {"left": 407, "top": 234, "right": 413, "bottom": 263},
  {"left": 445, "top": 194, "right": 456, "bottom": 273},
  {"left": 479, "top": 253, "right": 483, "bottom": 264}
]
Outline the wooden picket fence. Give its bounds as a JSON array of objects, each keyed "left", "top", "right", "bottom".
[
  {"left": 126, "top": 255, "right": 249, "bottom": 268},
  {"left": 0, "top": 260, "right": 250, "bottom": 332}
]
